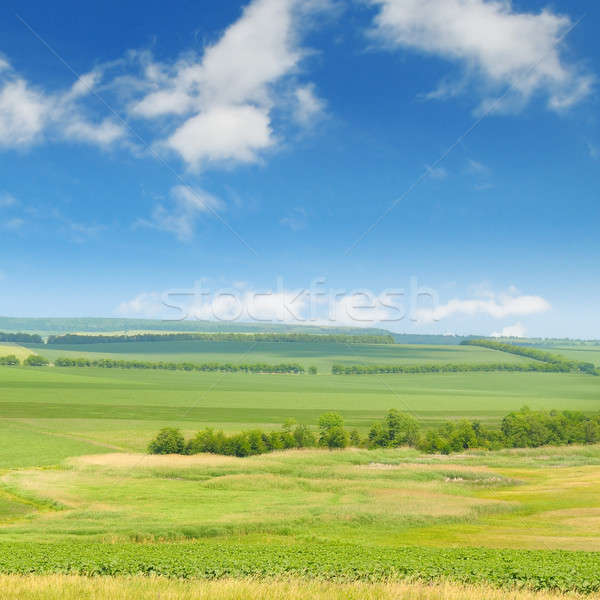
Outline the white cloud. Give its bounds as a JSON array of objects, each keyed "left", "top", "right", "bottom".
[
  {"left": 0, "top": 64, "right": 125, "bottom": 149},
  {"left": 116, "top": 292, "right": 166, "bottom": 317},
  {"left": 129, "top": 0, "right": 328, "bottom": 169},
  {"left": 369, "top": 0, "right": 594, "bottom": 113},
  {"left": 293, "top": 84, "right": 325, "bottom": 125},
  {"left": 138, "top": 185, "right": 222, "bottom": 241},
  {"left": 414, "top": 290, "right": 550, "bottom": 323},
  {"left": 466, "top": 159, "right": 490, "bottom": 175},
  {"left": 588, "top": 142, "right": 599, "bottom": 160},
  {"left": 491, "top": 322, "right": 526, "bottom": 338},
  {"left": 62, "top": 118, "right": 125, "bottom": 147},
  {"left": 0, "top": 79, "right": 48, "bottom": 147},
  {"left": 167, "top": 105, "right": 273, "bottom": 166}
]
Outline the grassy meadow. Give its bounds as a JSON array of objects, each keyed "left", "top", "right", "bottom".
[{"left": 1, "top": 337, "right": 600, "bottom": 595}]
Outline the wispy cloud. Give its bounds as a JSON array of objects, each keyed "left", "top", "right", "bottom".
[
  {"left": 280, "top": 207, "right": 308, "bottom": 231},
  {"left": 0, "top": 63, "right": 126, "bottom": 149},
  {"left": 368, "top": 0, "right": 594, "bottom": 114},
  {"left": 137, "top": 185, "right": 223, "bottom": 241},
  {"left": 414, "top": 288, "right": 550, "bottom": 323}
]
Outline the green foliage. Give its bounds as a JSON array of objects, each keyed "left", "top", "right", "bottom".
[
  {"left": 332, "top": 361, "right": 569, "bottom": 375},
  {"left": 418, "top": 408, "right": 600, "bottom": 453},
  {"left": 368, "top": 410, "right": 420, "bottom": 448},
  {"left": 148, "top": 428, "right": 185, "bottom": 455},
  {"left": 0, "top": 355, "right": 20, "bottom": 366},
  {"left": 54, "top": 356, "right": 305, "bottom": 374},
  {"left": 462, "top": 339, "right": 599, "bottom": 376},
  {"left": 0, "top": 541, "right": 598, "bottom": 593},
  {"left": 184, "top": 422, "right": 317, "bottom": 457},
  {"left": 308, "top": 366, "right": 318, "bottom": 374},
  {"left": 0, "top": 332, "right": 43, "bottom": 343},
  {"left": 48, "top": 332, "right": 394, "bottom": 345},
  {"left": 318, "top": 412, "right": 349, "bottom": 449},
  {"left": 23, "top": 355, "right": 49, "bottom": 367}
]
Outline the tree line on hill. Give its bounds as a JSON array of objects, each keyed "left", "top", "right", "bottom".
[
  {"left": 47, "top": 332, "right": 394, "bottom": 345},
  {"left": 331, "top": 362, "right": 569, "bottom": 375},
  {"left": 461, "top": 339, "right": 598, "bottom": 375},
  {"left": 0, "top": 353, "right": 309, "bottom": 373},
  {"left": 148, "top": 407, "right": 600, "bottom": 457},
  {"left": 53, "top": 356, "right": 307, "bottom": 374},
  {"left": 0, "top": 332, "right": 43, "bottom": 343}
]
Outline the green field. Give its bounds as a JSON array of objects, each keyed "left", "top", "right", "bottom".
[
  {"left": 23, "top": 340, "right": 532, "bottom": 372},
  {"left": 1, "top": 339, "right": 600, "bottom": 596},
  {"left": 543, "top": 345, "right": 600, "bottom": 367},
  {"left": 1, "top": 366, "right": 599, "bottom": 453}
]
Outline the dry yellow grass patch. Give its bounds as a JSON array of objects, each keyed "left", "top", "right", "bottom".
[
  {"left": 72, "top": 452, "right": 239, "bottom": 468},
  {"left": 0, "top": 344, "right": 32, "bottom": 361},
  {"left": 0, "top": 576, "right": 590, "bottom": 600}
]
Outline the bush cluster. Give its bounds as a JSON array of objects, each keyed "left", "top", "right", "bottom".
[
  {"left": 148, "top": 414, "right": 361, "bottom": 456},
  {"left": 461, "top": 339, "right": 598, "bottom": 375},
  {"left": 149, "top": 408, "right": 600, "bottom": 457},
  {"left": 23, "top": 354, "right": 49, "bottom": 366},
  {"left": 417, "top": 408, "right": 600, "bottom": 454},
  {"left": 54, "top": 357, "right": 304, "bottom": 374},
  {"left": 331, "top": 362, "right": 566, "bottom": 375},
  {"left": 48, "top": 332, "right": 394, "bottom": 345},
  {"left": 0, "top": 355, "right": 20, "bottom": 366}
]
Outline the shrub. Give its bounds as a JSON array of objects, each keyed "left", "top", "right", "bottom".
[
  {"left": 23, "top": 354, "right": 49, "bottom": 367},
  {"left": 318, "top": 413, "right": 348, "bottom": 449},
  {"left": 308, "top": 366, "right": 318, "bottom": 375},
  {"left": 148, "top": 428, "right": 185, "bottom": 454},
  {"left": 293, "top": 424, "right": 316, "bottom": 448},
  {"left": 0, "top": 355, "right": 20, "bottom": 366}
]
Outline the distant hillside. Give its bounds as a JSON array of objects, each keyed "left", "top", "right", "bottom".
[{"left": 0, "top": 317, "right": 392, "bottom": 337}]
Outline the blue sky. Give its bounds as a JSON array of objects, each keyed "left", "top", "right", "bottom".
[{"left": 0, "top": 0, "right": 598, "bottom": 338}]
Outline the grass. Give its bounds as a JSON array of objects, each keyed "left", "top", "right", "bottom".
[
  {"left": 543, "top": 346, "right": 600, "bottom": 368},
  {"left": 1, "top": 340, "right": 599, "bottom": 591},
  {"left": 0, "top": 575, "right": 590, "bottom": 600},
  {"left": 0, "top": 421, "right": 114, "bottom": 470},
  {"left": 1, "top": 365, "right": 599, "bottom": 453},
  {"left": 25, "top": 340, "right": 531, "bottom": 372},
  {"left": 0, "top": 344, "right": 32, "bottom": 361},
  {"left": 2, "top": 446, "right": 600, "bottom": 552}
]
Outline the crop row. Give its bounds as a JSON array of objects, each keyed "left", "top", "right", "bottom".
[{"left": 0, "top": 542, "right": 598, "bottom": 593}]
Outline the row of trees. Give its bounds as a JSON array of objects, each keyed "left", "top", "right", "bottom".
[
  {"left": 461, "top": 339, "right": 598, "bottom": 375},
  {"left": 48, "top": 332, "right": 394, "bottom": 345},
  {"left": 54, "top": 357, "right": 307, "bottom": 374},
  {"left": 149, "top": 408, "right": 600, "bottom": 457},
  {"left": 418, "top": 408, "right": 600, "bottom": 453},
  {"left": 0, "top": 332, "right": 43, "bottom": 343},
  {"left": 0, "top": 354, "right": 49, "bottom": 366},
  {"left": 331, "top": 361, "right": 567, "bottom": 375},
  {"left": 148, "top": 413, "right": 360, "bottom": 457}
]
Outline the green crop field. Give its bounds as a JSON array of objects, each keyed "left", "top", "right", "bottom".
[
  {"left": 23, "top": 340, "right": 532, "bottom": 372},
  {"left": 1, "top": 339, "right": 600, "bottom": 598}
]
